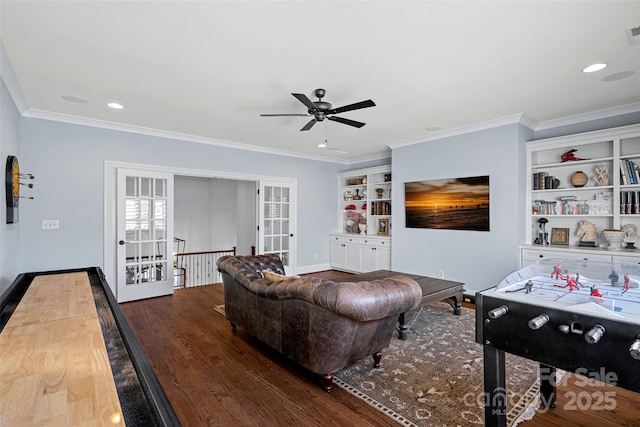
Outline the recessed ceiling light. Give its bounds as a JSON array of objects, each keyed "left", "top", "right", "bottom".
[
  {"left": 107, "top": 102, "right": 124, "bottom": 110},
  {"left": 582, "top": 63, "right": 607, "bottom": 73},
  {"left": 317, "top": 143, "right": 327, "bottom": 148},
  {"left": 61, "top": 95, "right": 88, "bottom": 103}
]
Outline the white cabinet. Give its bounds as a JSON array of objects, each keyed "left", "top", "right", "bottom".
[
  {"left": 359, "top": 237, "right": 391, "bottom": 271},
  {"left": 330, "top": 234, "right": 391, "bottom": 273},
  {"left": 330, "top": 235, "right": 360, "bottom": 271},
  {"left": 523, "top": 124, "right": 640, "bottom": 265}
]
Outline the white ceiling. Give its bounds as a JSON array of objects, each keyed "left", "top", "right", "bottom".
[{"left": 2, "top": 1, "right": 639, "bottom": 163}]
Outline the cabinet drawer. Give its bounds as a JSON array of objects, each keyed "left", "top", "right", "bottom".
[
  {"left": 612, "top": 254, "right": 640, "bottom": 264},
  {"left": 522, "top": 248, "right": 611, "bottom": 263},
  {"left": 331, "top": 235, "right": 362, "bottom": 245},
  {"left": 359, "top": 238, "right": 390, "bottom": 248}
]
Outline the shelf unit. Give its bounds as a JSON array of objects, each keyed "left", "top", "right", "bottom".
[
  {"left": 523, "top": 124, "right": 640, "bottom": 264},
  {"left": 332, "top": 165, "right": 392, "bottom": 273},
  {"left": 338, "top": 165, "right": 392, "bottom": 236}
]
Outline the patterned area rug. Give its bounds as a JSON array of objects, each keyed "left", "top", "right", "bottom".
[
  {"left": 334, "top": 303, "right": 540, "bottom": 426},
  {"left": 213, "top": 303, "right": 540, "bottom": 426}
]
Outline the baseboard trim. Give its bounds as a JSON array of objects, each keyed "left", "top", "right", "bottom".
[{"left": 296, "top": 263, "right": 332, "bottom": 275}]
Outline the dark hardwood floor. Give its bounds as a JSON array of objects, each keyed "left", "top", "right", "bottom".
[{"left": 120, "top": 271, "right": 640, "bottom": 427}]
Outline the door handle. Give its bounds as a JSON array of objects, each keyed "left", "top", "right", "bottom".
[
  {"left": 119, "top": 240, "right": 126, "bottom": 245},
  {"left": 290, "top": 233, "right": 294, "bottom": 237}
]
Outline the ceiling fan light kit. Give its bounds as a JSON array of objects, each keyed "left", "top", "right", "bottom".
[{"left": 261, "top": 88, "right": 375, "bottom": 131}]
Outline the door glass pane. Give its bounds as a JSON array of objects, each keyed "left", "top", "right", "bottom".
[
  {"left": 155, "top": 178, "right": 166, "bottom": 197},
  {"left": 281, "top": 220, "right": 289, "bottom": 235},
  {"left": 264, "top": 186, "right": 272, "bottom": 202},
  {"left": 264, "top": 220, "right": 272, "bottom": 235},
  {"left": 140, "top": 200, "right": 151, "bottom": 219},
  {"left": 282, "top": 188, "right": 289, "bottom": 202},
  {"left": 141, "top": 177, "right": 152, "bottom": 197},
  {"left": 264, "top": 236, "right": 272, "bottom": 252},
  {"left": 124, "top": 176, "right": 168, "bottom": 286},
  {"left": 274, "top": 220, "right": 281, "bottom": 234},
  {"left": 126, "top": 176, "right": 138, "bottom": 197}
]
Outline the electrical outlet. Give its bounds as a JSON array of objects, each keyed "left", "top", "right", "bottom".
[
  {"left": 314, "top": 254, "right": 319, "bottom": 261},
  {"left": 438, "top": 270, "right": 445, "bottom": 279},
  {"left": 42, "top": 219, "right": 60, "bottom": 230}
]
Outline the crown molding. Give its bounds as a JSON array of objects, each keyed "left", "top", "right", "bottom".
[
  {"left": 386, "top": 113, "right": 537, "bottom": 150},
  {"left": 21, "top": 108, "right": 353, "bottom": 164},
  {"left": 0, "top": 38, "right": 28, "bottom": 114},
  {"left": 535, "top": 102, "right": 640, "bottom": 131}
]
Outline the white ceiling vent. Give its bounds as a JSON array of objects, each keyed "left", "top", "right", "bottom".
[{"left": 627, "top": 26, "right": 640, "bottom": 46}]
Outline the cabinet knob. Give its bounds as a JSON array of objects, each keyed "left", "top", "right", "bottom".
[{"left": 539, "top": 254, "right": 543, "bottom": 258}]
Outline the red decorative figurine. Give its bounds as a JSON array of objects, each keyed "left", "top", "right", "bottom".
[{"left": 561, "top": 148, "right": 589, "bottom": 162}]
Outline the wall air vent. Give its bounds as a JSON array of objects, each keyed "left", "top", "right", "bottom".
[{"left": 626, "top": 25, "right": 640, "bottom": 46}]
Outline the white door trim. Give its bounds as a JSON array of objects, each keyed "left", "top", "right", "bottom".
[{"left": 103, "top": 161, "right": 296, "bottom": 297}]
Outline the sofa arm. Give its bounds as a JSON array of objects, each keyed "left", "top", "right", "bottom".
[
  {"left": 217, "top": 254, "right": 285, "bottom": 286},
  {"left": 330, "top": 276, "right": 422, "bottom": 321}
]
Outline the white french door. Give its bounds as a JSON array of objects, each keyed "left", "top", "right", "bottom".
[
  {"left": 258, "top": 180, "right": 297, "bottom": 274},
  {"left": 116, "top": 168, "right": 174, "bottom": 302}
]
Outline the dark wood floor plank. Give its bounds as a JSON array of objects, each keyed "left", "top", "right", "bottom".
[{"left": 120, "top": 271, "right": 639, "bottom": 427}]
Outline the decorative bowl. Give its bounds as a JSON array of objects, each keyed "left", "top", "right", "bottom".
[{"left": 601, "top": 229, "right": 625, "bottom": 251}]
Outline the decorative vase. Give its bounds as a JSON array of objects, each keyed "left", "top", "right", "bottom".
[
  {"left": 344, "top": 191, "right": 353, "bottom": 201},
  {"left": 601, "top": 229, "right": 625, "bottom": 251},
  {"left": 570, "top": 171, "right": 588, "bottom": 187},
  {"left": 353, "top": 189, "right": 362, "bottom": 200},
  {"left": 376, "top": 188, "right": 384, "bottom": 199}
]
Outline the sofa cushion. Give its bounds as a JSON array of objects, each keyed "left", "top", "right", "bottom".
[{"left": 262, "top": 270, "right": 301, "bottom": 282}]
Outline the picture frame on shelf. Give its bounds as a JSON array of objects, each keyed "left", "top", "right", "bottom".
[
  {"left": 377, "top": 219, "right": 389, "bottom": 235},
  {"left": 551, "top": 227, "right": 570, "bottom": 245}
]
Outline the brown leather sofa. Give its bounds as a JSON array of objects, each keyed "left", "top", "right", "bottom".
[{"left": 216, "top": 254, "right": 422, "bottom": 391}]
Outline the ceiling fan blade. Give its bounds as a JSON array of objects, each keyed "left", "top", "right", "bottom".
[
  {"left": 328, "top": 116, "right": 366, "bottom": 128},
  {"left": 300, "top": 118, "right": 317, "bottom": 131},
  {"left": 328, "top": 99, "right": 375, "bottom": 115},
  {"left": 260, "top": 113, "right": 310, "bottom": 117},
  {"left": 292, "top": 93, "right": 318, "bottom": 111}
]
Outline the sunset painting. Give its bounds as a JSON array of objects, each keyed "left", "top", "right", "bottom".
[{"left": 405, "top": 176, "right": 490, "bottom": 231}]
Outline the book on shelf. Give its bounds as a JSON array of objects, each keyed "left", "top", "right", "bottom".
[
  {"left": 621, "top": 159, "right": 640, "bottom": 185},
  {"left": 620, "top": 190, "right": 640, "bottom": 214},
  {"left": 370, "top": 201, "right": 391, "bottom": 215}
]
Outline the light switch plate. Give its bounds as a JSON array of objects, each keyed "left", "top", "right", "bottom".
[{"left": 42, "top": 219, "right": 60, "bottom": 230}]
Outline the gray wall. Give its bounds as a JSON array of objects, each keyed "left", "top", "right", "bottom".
[
  {"left": 6, "top": 117, "right": 344, "bottom": 293},
  {"left": 0, "top": 79, "right": 21, "bottom": 291},
  {"left": 391, "top": 122, "right": 532, "bottom": 294},
  {"left": 174, "top": 177, "right": 256, "bottom": 255}
]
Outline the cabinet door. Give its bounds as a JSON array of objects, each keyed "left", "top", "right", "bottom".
[
  {"left": 344, "top": 242, "right": 359, "bottom": 271},
  {"left": 375, "top": 245, "right": 391, "bottom": 270},
  {"left": 330, "top": 235, "right": 360, "bottom": 272},
  {"left": 330, "top": 239, "right": 346, "bottom": 270},
  {"left": 359, "top": 239, "right": 391, "bottom": 272},
  {"left": 359, "top": 245, "right": 376, "bottom": 272}
]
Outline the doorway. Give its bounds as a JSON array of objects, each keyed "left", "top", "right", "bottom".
[{"left": 104, "top": 162, "right": 297, "bottom": 302}]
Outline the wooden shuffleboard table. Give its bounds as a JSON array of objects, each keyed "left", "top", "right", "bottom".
[
  {"left": 333, "top": 269, "right": 465, "bottom": 340},
  {"left": 0, "top": 268, "right": 180, "bottom": 426}
]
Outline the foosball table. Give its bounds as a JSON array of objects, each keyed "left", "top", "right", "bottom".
[{"left": 476, "top": 258, "right": 640, "bottom": 427}]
